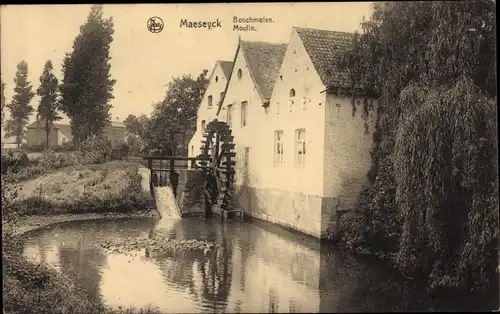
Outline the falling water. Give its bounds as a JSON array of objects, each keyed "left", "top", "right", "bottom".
[{"left": 154, "top": 185, "right": 182, "bottom": 220}]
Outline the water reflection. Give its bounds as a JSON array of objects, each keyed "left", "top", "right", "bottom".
[{"left": 20, "top": 217, "right": 482, "bottom": 313}]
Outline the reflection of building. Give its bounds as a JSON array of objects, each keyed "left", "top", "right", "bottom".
[
  {"left": 188, "top": 27, "right": 376, "bottom": 239},
  {"left": 26, "top": 119, "right": 126, "bottom": 148},
  {"left": 155, "top": 221, "right": 233, "bottom": 313}
]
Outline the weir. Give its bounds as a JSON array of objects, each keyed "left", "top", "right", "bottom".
[{"left": 144, "top": 155, "right": 235, "bottom": 219}]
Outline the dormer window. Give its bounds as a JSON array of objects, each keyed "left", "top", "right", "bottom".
[
  {"left": 289, "top": 89, "right": 296, "bottom": 98},
  {"left": 208, "top": 95, "right": 213, "bottom": 108},
  {"left": 237, "top": 69, "right": 242, "bottom": 79}
]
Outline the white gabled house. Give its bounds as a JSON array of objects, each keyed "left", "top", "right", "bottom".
[
  {"left": 191, "top": 27, "right": 376, "bottom": 239},
  {"left": 188, "top": 60, "right": 234, "bottom": 158}
]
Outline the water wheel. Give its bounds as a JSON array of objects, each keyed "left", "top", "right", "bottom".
[{"left": 197, "top": 120, "right": 236, "bottom": 217}]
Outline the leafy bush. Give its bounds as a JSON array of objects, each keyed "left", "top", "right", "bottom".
[
  {"left": 1, "top": 149, "right": 31, "bottom": 174},
  {"left": 111, "top": 142, "right": 130, "bottom": 160},
  {"left": 78, "top": 136, "right": 111, "bottom": 164},
  {"left": 21, "top": 143, "right": 46, "bottom": 153},
  {"left": 3, "top": 150, "right": 81, "bottom": 183},
  {"left": 54, "top": 141, "right": 74, "bottom": 152}
]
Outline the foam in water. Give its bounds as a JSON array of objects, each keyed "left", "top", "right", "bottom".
[{"left": 154, "top": 186, "right": 182, "bottom": 220}]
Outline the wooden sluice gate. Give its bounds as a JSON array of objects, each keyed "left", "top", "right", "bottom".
[{"left": 143, "top": 153, "right": 242, "bottom": 220}]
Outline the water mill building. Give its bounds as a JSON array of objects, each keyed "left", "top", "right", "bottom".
[{"left": 188, "top": 27, "right": 377, "bottom": 238}]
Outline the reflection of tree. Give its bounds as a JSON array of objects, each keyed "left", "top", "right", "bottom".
[
  {"left": 319, "top": 250, "right": 439, "bottom": 312},
  {"left": 58, "top": 236, "right": 107, "bottom": 303}
]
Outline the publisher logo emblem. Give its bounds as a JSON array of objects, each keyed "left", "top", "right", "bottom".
[{"left": 147, "top": 17, "right": 164, "bottom": 33}]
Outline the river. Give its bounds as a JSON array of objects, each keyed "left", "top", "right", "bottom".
[{"left": 21, "top": 217, "right": 472, "bottom": 313}]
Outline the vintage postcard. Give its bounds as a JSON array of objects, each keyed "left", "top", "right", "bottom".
[{"left": 1, "top": 2, "right": 498, "bottom": 314}]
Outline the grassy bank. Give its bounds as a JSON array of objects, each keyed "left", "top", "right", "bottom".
[
  {"left": 3, "top": 161, "right": 155, "bottom": 219},
  {"left": 2, "top": 157, "right": 161, "bottom": 314}
]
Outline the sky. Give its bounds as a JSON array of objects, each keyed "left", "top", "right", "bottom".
[{"left": 1, "top": 3, "right": 373, "bottom": 128}]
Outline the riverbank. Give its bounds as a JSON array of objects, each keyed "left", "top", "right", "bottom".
[
  {"left": 7, "top": 211, "right": 158, "bottom": 237},
  {"left": 2, "top": 160, "right": 163, "bottom": 314}
]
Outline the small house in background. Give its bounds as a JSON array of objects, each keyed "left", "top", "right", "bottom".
[
  {"left": 26, "top": 121, "right": 72, "bottom": 148},
  {"left": 106, "top": 118, "right": 127, "bottom": 147},
  {"left": 26, "top": 117, "right": 126, "bottom": 149}
]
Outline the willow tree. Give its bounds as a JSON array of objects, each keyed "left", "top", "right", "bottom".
[{"left": 338, "top": 1, "right": 497, "bottom": 292}]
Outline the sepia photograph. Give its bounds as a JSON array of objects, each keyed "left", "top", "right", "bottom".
[{"left": 1, "top": 2, "right": 498, "bottom": 313}]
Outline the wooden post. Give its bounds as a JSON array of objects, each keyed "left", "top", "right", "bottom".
[
  {"left": 148, "top": 158, "right": 154, "bottom": 198},
  {"left": 170, "top": 158, "right": 175, "bottom": 174}
]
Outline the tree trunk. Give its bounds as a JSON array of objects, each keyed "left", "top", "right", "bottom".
[
  {"left": 45, "top": 119, "right": 50, "bottom": 151},
  {"left": 170, "top": 133, "right": 176, "bottom": 157}
]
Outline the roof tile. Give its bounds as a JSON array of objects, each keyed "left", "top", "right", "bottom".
[
  {"left": 217, "top": 60, "right": 234, "bottom": 80},
  {"left": 295, "top": 27, "right": 357, "bottom": 89},
  {"left": 240, "top": 41, "right": 287, "bottom": 101}
]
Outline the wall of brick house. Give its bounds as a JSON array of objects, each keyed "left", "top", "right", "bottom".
[
  {"left": 262, "top": 28, "right": 328, "bottom": 196},
  {"left": 228, "top": 29, "right": 330, "bottom": 237},
  {"left": 321, "top": 94, "right": 376, "bottom": 227},
  {"left": 188, "top": 62, "right": 231, "bottom": 159},
  {"left": 216, "top": 44, "right": 267, "bottom": 191}
]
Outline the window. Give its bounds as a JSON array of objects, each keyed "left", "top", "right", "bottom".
[
  {"left": 244, "top": 147, "right": 250, "bottom": 169},
  {"left": 237, "top": 69, "right": 242, "bottom": 79},
  {"left": 241, "top": 101, "right": 248, "bottom": 127},
  {"left": 191, "top": 146, "right": 194, "bottom": 156},
  {"left": 208, "top": 95, "right": 213, "bottom": 108},
  {"left": 227, "top": 104, "right": 233, "bottom": 127},
  {"left": 295, "top": 129, "right": 306, "bottom": 166},
  {"left": 201, "top": 120, "right": 206, "bottom": 132},
  {"left": 289, "top": 89, "right": 296, "bottom": 112},
  {"left": 215, "top": 76, "right": 218, "bottom": 83},
  {"left": 274, "top": 131, "right": 284, "bottom": 165}
]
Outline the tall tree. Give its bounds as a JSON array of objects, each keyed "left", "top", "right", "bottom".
[
  {"left": 124, "top": 113, "right": 149, "bottom": 154},
  {"left": 5, "top": 61, "right": 36, "bottom": 147},
  {"left": 59, "top": 4, "right": 116, "bottom": 148},
  {"left": 146, "top": 70, "right": 209, "bottom": 155},
  {"left": 1, "top": 77, "right": 5, "bottom": 129},
  {"left": 36, "top": 60, "right": 61, "bottom": 149},
  {"left": 338, "top": 1, "right": 497, "bottom": 293}
]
